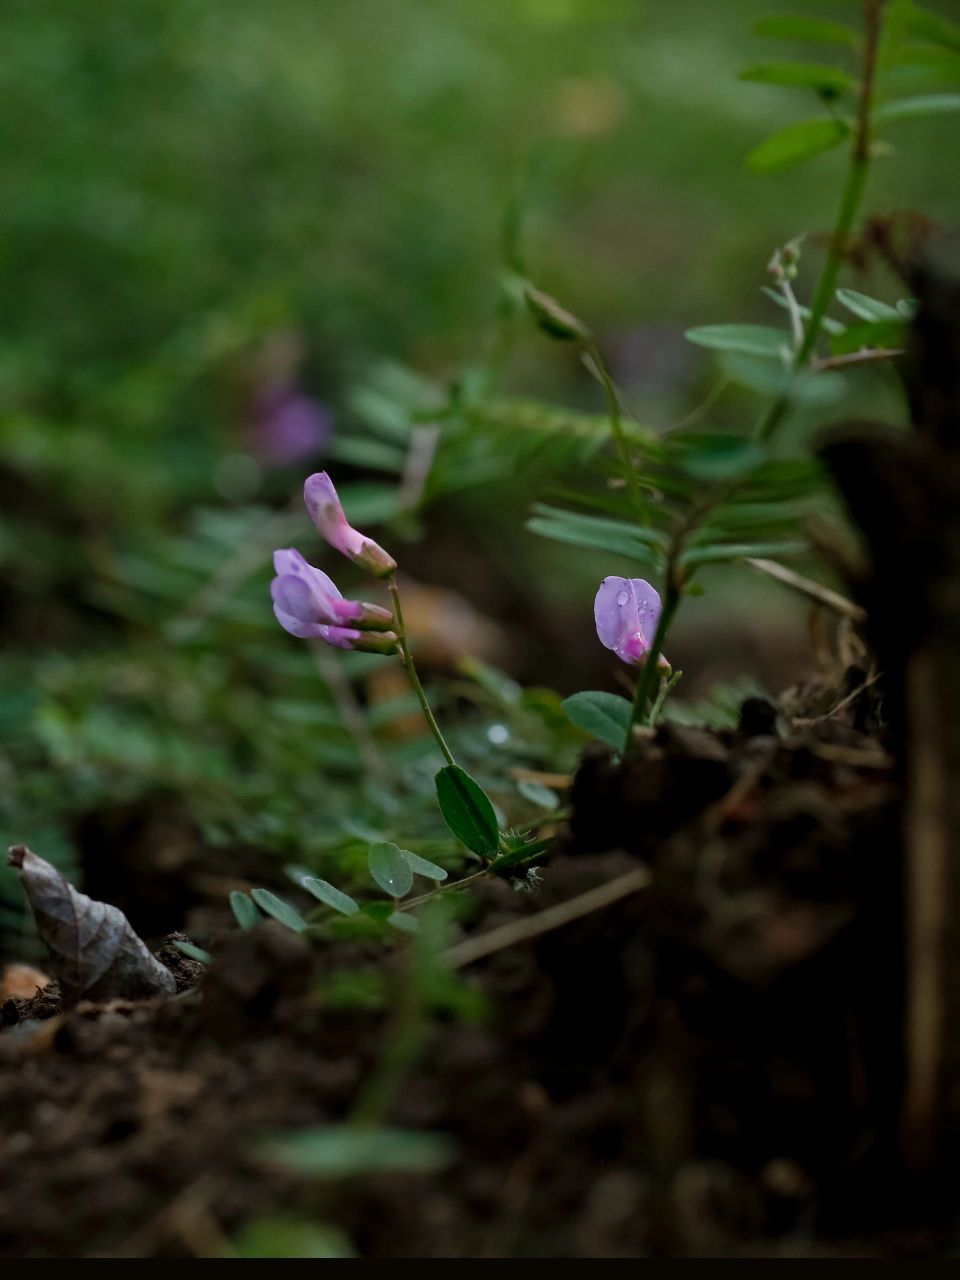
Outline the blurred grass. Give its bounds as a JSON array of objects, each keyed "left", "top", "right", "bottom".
[{"left": 2, "top": 0, "right": 955, "bottom": 395}]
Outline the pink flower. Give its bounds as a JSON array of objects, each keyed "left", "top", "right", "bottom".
[
  {"left": 594, "top": 576, "right": 669, "bottom": 668},
  {"left": 304, "top": 472, "right": 397, "bottom": 578},
  {"left": 251, "top": 382, "right": 333, "bottom": 465},
  {"left": 271, "top": 549, "right": 397, "bottom": 653}
]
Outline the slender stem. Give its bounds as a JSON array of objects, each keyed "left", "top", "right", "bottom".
[
  {"left": 586, "top": 340, "right": 646, "bottom": 518},
  {"left": 781, "top": 277, "right": 805, "bottom": 350},
  {"left": 623, "top": 588, "right": 679, "bottom": 752},
  {"left": 389, "top": 575, "right": 457, "bottom": 768},
  {"left": 755, "top": 0, "right": 885, "bottom": 443},
  {"left": 813, "top": 347, "right": 904, "bottom": 371},
  {"left": 649, "top": 668, "right": 683, "bottom": 728},
  {"left": 443, "top": 866, "right": 652, "bottom": 969},
  {"left": 404, "top": 868, "right": 490, "bottom": 912},
  {"left": 662, "top": 376, "right": 730, "bottom": 435},
  {"left": 389, "top": 574, "right": 509, "bottom": 858},
  {"left": 795, "top": 168, "right": 870, "bottom": 371}
]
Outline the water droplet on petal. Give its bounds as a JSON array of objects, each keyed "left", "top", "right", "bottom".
[{"left": 616, "top": 589, "right": 629, "bottom": 606}]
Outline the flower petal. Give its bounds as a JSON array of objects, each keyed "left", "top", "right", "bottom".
[
  {"left": 594, "top": 576, "right": 662, "bottom": 666},
  {"left": 319, "top": 624, "right": 362, "bottom": 650},
  {"left": 303, "top": 472, "right": 364, "bottom": 558},
  {"left": 273, "top": 547, "right": 307, "bottom": 577},
  {"left": 271, "top": 542, "right": 394, "bottom": 642},
  {"left": 271, "top": 573, "right": 317, "bottom": 623},
  {"left": 273, "top": 547, "right": 342, "bottom": 602},
  {"left": 273, "top": 604, "right": 325, "bottom": 639}
]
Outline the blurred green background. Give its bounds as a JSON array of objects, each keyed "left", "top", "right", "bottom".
[{"left": 0, "top": 0, "right": 955, "bottom": 948}]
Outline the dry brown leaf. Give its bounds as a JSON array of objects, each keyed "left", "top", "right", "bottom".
[{"left": 8, "top": 845, "right": 176, "bottom": 1004}]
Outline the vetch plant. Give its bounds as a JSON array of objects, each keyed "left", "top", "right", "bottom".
[
  {"left": 164, "top": 0, "right": 956, "bottom": 947},
  {"left": 250, "top": 470, "right": 542, "bottom": 940},
  {"left": 520, "top": 0, "right": 953, "bottom": 756}
]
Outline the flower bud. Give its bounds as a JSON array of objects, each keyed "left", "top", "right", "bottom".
[
  {"left": 304, "top": 472, "right": 396, "bottom": 578},
  {"left": 523, "top": 284, "right": 591, "bottom": 342}
]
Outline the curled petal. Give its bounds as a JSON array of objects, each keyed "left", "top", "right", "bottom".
[
  {"left": 273, "top": 604, "right": 326, "bottom": 640},
  {"left": 271, "top": 546, "right": 395, "bottom": 640},
  {"left": 304, "top": 472, "right": 397, "bottom": 578},
  {"left": 271, "top": 548, "right": 362, "bottom": 627},
  {"left": 319, "top": 624, "right": 361, "bottom": 650},
  {"left": 594, "top": 576, "right": 666, "bottom": 667},
  {"left": 273, "top": 548, "right": 343, "bottom": 607},
  {"left": 271, "top": 572, "right": 318, "bottom": 624}
]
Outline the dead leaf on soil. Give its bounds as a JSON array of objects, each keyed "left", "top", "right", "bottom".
[{"left": 7, "top": 845, "right": 176, "bottom": 1004}]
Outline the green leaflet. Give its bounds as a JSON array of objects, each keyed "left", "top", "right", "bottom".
[{"left": 435, "top": 765, "right": 500, "bottom": 856}]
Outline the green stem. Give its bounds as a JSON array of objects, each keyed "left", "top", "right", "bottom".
[
  {"left": 649, "top": 668, "right": 683, "bottom": 728},
  {"left": 390, "top": 575, "right": 509, "bottom": 858},
  {"left": 754, "top": 0, "right": 885, "bottom": 443},
  {"left": 623, "top": 588, "right": 679, "bottom": 753},
  {"left": 586, "top": 340, "right": 646, "bottom": 518},
  {"left": 796, "top": 157, "right": 869, "bottom": 367},
  {"left": 389, "top": 575, "right": 457, "bottom": 769},
  {"left": 404, "top": 868, "right": 490, "bottom": 912}
]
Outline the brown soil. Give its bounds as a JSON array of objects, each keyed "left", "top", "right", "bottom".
[{"left": 0, "top": 681, "right": 949, "bottom": 1258}]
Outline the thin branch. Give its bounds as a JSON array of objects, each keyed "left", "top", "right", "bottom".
[
  {"left": 744, "top": 556, "right": 867, "bottom": 623},
  {"left": 443, "top": 867, "right": 651, "bottom": 969},
  {"left": 661, "top": 377, "right": 730, "bottom": 436},
  {"left": 813, "top": 347, "right": 904, "bottom": 371},
  {"left": 404, "top": 868, "right": 490, "bottom": 912},
  {"left": 791, "top": 669, "right": 881, "bottom": 727}
]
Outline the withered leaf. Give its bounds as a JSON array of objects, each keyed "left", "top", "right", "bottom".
[{"left": 8, "top": 845, "right": 176, "bottom": 1003}]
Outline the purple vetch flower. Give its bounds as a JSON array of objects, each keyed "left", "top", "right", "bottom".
[
  {"left": 271, "top": 549, "right": 397, "bottom": 653},
  {"left": 251, "top": 383, "right": 333, "bottom": 465},
  {"left": 304, "top": 472, "right": 397, "bottom": 578},
  {"left": 594, "top": 576, "right": 669, "bottom": 668}
]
